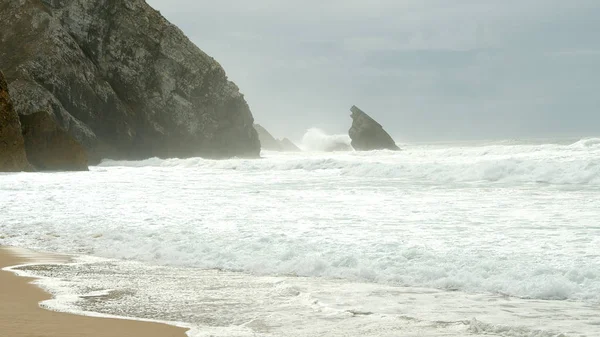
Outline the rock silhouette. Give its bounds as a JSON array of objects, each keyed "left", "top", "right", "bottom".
[{"left": 349, "top": 106, "right": 399, "bottom": 151}]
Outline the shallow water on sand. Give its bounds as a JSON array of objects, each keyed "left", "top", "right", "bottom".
[
  {"left": 10, "top": 257, "right": 600, "bottom": 337},
  {"left": 2, "top": 138, "right": 600, "bottom": 336}
]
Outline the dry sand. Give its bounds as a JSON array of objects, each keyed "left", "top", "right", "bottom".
[{"left": 0, "top": 246, "right": 188, "bottom": 337}]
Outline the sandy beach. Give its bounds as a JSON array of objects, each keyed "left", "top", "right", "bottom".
[{"left": 0, "top": 246, "right": 188, "bottom": 337}]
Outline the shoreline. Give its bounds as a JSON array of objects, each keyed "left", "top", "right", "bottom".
[{"left": 0, "top": 246, "right": 189, "bottom": 337}]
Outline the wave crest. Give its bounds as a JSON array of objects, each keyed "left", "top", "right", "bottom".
[
  {"left": 99, "top": 138, "right": 600, "bottom": 186},
  {"left": 300, "top": 128, "right": 352, "bottom": 152},
  {"left": 570, "top": 137, "right": 600, "bottom": 148}
]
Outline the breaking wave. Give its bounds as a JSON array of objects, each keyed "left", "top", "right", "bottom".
[
  {"left": 569, "top": 137, "right": 600, "bottom": 148},
  {"left": 299, "top": 128, "right": 352, "bottom": 152},
  {"left": 4, "top": 136, "right": 600, "bottom": 306},
  {"left": 100, "top": 138, "right": 600, "bottom": 186}
]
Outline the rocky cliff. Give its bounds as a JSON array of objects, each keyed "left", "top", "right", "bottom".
[
  {"left": 20, "top": 111, "right": 89, "bottom": 171},
  {"left": 349, "top": 106, "right": 400, "bottom": 151},
  {"left": 0, "top": 71, "right": 31, "bottom": 171},
  {"left": 0, "top": 0, "right": 260, "bottom": 163}
]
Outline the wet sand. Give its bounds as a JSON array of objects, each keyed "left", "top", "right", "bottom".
[{"left": 0, "top": 246, "right": 188, "bottom": 337}]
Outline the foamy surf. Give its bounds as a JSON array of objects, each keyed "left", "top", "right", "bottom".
[
  {"left": 2, "top": 255, "right": 198, "bottom": 337},
  {"left": 8, "top": 256, "right": 600, "bottom": 337},
  {"left": 2, "top": 138, "right": 600, "bottom": 336},
  {"left": 98, "top": 138, "right": 600, "bottom": 185}
]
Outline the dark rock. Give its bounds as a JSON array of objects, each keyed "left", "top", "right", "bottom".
[
  {"left": 20, "top": 111, "right": 89, "bottom": 171},
  {"left": 0, "top": 71, "right": 31, "bottom": 172},
  {"left": 349, "top": 106, "right": 400, "bottom": 151},
  {"left": 254, "top": 124, "right": 301, "bottom": 152},
  {"left": 0, "top": 0, "right": 260, "bottom": 162}
]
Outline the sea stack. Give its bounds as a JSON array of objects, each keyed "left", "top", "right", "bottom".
[
  {"left": 254, "top": 124, "right": 301, "bottom": 152},
  {"left": 0, "top": 0, "right": 260, "bottom": 163},
  {"left": 348, "top": 105, "right": 400, "bottom": 151},
  {"left": 0, "top": 71, "right": 31, "bottom": 172},
  {"left": 279, "top": 138, "right": 302, "bottom": 152}
]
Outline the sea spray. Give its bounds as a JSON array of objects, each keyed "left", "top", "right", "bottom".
[{"left": 300, "top": 128, "right": 352, "bottom": 152}]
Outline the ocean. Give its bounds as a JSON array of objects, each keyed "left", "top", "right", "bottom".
[{"left": 2, "top": 135, "right": 600, "bottom": 336}]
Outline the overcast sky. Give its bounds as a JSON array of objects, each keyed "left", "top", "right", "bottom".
[{"left": 147, "top": 0, "right": 599, "bottom": 142}]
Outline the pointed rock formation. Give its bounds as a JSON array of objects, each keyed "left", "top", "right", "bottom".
[
  {"left": 254, "top": 124, "right": 281, "bottom": 151},
  {"left": 279, "top": 138, "right": 301, "bottom": 152},
  {"left": 0, "top": 0, "right": 259, "bottom": 163},
  {"left": 0, "top": 71, "right": 31, "bottom": 172},
  {"left": 20, "top": 111, "right": 88, "bottom": 171},
  {"left": 348, "top": 106, "right": 400, "bottom": 151},
  {"left": 254, "top": 124, "right": 301, "bottom": 152}
]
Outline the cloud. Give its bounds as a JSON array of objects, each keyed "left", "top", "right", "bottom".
[{"left": 147, "top": 0, "right": 600, "bottom": 141}]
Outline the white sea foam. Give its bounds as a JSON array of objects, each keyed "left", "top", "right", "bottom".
[
  {"left": 2, "top": 139, "right": 600, "bottom": 329},
  {"left": 2, "top": 138, "right": 600, "bottom": 335},
  {"left": 8, "top": 258, "right": 600, "bottom": 336},
  {"left": 569, "top": 137, "right": 600, "bottom": 148},
  {"left": 99, "top": 139, "right": 600, "bottom": 185},
  {"left": 2, "top": 258, "right": 198, "bottom": 337}
]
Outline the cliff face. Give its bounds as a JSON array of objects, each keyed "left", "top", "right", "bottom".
[
  {"left": 349, "top": 106, "right": 400, "bottom": 151},
  {"left": 0, "top": 71, "right": 31, "bottom": 172},
  {"left": 0, "top": 0, "right": 260, "bottom": 163},
  {"left": 20, "top": 111, "right": 89, "bottom": 171}
]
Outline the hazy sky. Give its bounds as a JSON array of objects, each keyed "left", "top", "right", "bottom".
[{"left": 147, "top": 0, "right": 599, "bottom": 141}]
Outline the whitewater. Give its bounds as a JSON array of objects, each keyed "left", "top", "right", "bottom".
[{"left": 2, "top": 136, "right": 600, "bottom": 336}]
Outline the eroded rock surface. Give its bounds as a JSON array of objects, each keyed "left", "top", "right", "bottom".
[
  {"left": 20, "top": 111, "right": 89, "bottom": 171},
  {"left": 0, "top": 0, "right": 260, "bottom": 163},
  {"left": 0, "top": 71, "right": 31, "bottom": 172}
]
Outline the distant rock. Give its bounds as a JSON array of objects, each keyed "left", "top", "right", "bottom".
[
  {"left": 254, "top": 124, "right": 301, "bottom": 152},
  {"left": 20, "top": 111, "right": 89, "bottom": 171},
  {"left": 254, "top": 124, "right": 282, "bottom": 151},
  {"left": 0, "top": 71, "right": 31, "bottom": 172},
  {"left": 279, "top": 138, "right": 301, "bottom": 152},
  {"left": 0, "top": 0, "right": 259, "bottom": 163},
  {"left": 348, "top": 106, "right": 400, "bottom": 151}
]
